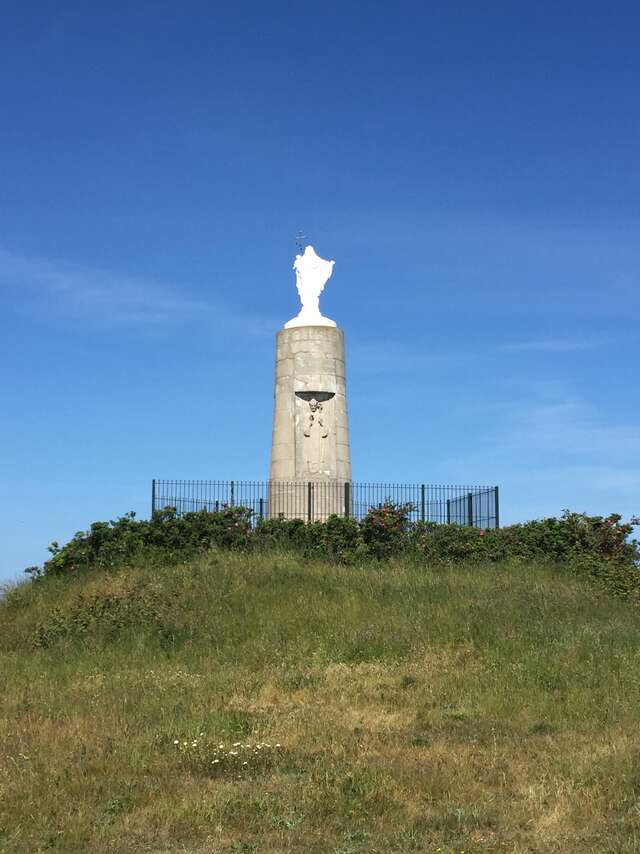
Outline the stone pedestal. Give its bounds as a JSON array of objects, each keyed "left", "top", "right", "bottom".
[{"left": 269, "top": 325, "right": 351, "bottom": 519}]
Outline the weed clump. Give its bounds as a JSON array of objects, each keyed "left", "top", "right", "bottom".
[{"left": 173, "top": 736, "right": 286, "bottom": 778}]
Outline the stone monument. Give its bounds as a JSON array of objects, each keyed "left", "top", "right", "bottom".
[{"left": 269, "top": 245, "right": 351, "bottom": 519}]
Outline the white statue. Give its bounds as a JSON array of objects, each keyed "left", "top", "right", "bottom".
[{"left": 284, "top": 245, "right": 336, "bottom": 328}]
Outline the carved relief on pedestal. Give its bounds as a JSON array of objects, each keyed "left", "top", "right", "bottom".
[
  {"left": 303, "top": 398, "right": 329, "bottom": 438},
  {"left": 296, "top": 391, "right": 334, "bottom": 439},
  {"left": 295, "top": 391, "right": 335, "bottom": 476}
]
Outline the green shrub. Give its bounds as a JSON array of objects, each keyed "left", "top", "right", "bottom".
[
  {"left": 26, "top": 503, "right": 639, "bottom": 603},
  {"left": 409, "top": 512, "right": 639, "bottom": 570},
  {"left": 254, "top": 514, "right": 364, "bottom": 564},
  {"left": 253, "top": 517, "right": 308, "bottom": 552},
  {"left": 410, "top": 521, "right": 487, "bottom": 563},
  {"left": 31, "top": 506, "right": 253, "bottom": 578},
  {"left": 321, "top": 514, "right": 364, "bottom": 564}
]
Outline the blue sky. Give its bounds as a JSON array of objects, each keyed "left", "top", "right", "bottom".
[{"left": 1, "top": 1, "right": 639, "bottom": 581}]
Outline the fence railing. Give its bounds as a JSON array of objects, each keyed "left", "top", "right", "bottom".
[{"left": 151, "top": 480, "right": 500, "bottom": 529}]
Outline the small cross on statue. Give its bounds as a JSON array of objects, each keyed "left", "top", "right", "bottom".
[{"left": 295, "top": 231, "right": 307, "bottom": 253}]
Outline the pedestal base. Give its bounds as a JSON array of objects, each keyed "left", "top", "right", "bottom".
[
  {"left": 269, "top": 325, "right": 351, "bottom": 519},
  {"left": 284, "top": 312, "right": 336, "bottom": 329}
]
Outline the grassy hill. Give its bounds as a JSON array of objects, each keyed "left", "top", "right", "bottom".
[{"left": 1, "top": 551, "right": 640, "bottom": 853}]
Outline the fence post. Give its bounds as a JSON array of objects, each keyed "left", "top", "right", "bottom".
[
  {"left": 494, "top": 486, "right": 500, "bottom": 529},
  {"left": 230, "top": 480, "right": 235, "bottom": 506},
  {"left": 467, "top": 492, "right": 473, "bottom": 527},
  {"left": 446, "top": 498, "right": 451, "bottom": 525},
  {"left": 259, "top": 497, "right": 264, "bottom": 520},
  {"left": 344, "top": 481, "right": 350, "bottom": 518},
  {"left": 420, "top": 484, "right": 425, "bottom": 522},
  {"left": 151, "top": 479, "right": 156, "bottom": 517},
  {"left": 307, "top": 482, "right": 313, "bottom": 522}
]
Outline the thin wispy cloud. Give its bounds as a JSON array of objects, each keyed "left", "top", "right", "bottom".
[
  {"left": 500, "top": 338, "right": 609, "bottom": 354},
  {"left": 0, "top": 248, "right": 274, "bottom": 336},
  {"left": 437, "top": 380, "right": 640, "bottom": 523},
  {"left": 496, "top": 382, "right": 640, "bottom": 469}
]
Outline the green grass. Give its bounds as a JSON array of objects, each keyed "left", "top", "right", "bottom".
[{"left": 1, "top": 551, "right": 640, "bottom": 853}]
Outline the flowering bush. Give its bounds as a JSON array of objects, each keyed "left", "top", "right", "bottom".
[{"left": 360, "top": 501, "right": 413, "bottom": 560}]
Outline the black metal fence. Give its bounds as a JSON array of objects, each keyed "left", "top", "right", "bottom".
[{"left": 152, "top": 480, "right": 499, "bottom": 529}]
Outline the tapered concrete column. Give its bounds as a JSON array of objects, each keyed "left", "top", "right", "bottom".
[{"left": 269, "top": 325, "right": 351, "bottom": 519}]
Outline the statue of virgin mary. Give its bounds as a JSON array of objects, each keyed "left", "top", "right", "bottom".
[{"left": 284, "top": 245, "right": 336, "bottom": 328}]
